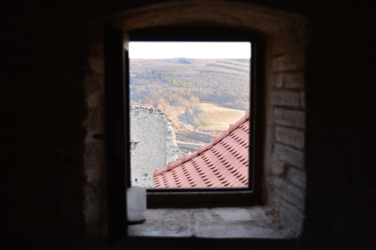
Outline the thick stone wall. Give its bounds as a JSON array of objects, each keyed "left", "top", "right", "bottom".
[
  {"left": 110, "top": 1, "right": 308, "bottom": 234},
  {"left": 82, "top": 24, "right": 108, "bottom": 235},
  {"left": 130, "top": 105, "right": 179, "bottom": 188},
  {"left": 270, "top": 76, "right": 306, "bottom": 231},
  {"left": 2, "top": 0, "right": 376, "bottom": 249}
]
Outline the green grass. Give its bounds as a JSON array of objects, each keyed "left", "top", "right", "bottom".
[{"left": 189, "top": 102, "right": 246, "bottom": 131}]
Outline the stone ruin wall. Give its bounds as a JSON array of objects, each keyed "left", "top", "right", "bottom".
[{"left": 130, "top": 105, "right": 179, "bottom": 188}]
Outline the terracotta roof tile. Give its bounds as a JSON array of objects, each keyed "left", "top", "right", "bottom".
[{"left": 153, "top": 112, "right": 250, "bottom": 188}]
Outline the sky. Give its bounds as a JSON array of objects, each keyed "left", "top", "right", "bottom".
[{"left": 129, "top": 42, "right": 251, "bottom": 59}]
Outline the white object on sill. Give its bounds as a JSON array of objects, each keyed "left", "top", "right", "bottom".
[{"left": 127, "top": 186, "right": 146, "bottom": 224}]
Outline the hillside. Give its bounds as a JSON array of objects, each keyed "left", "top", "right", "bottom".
[
  {"left": 184, "top": 102, "right": 246, "bottom": 131},
  {"left": 130, "top": 58, "right": 250, "bottom": 128}
]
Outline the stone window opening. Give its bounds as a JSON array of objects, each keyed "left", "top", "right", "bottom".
[
  {"left": 128, "top": 41, "right": 252, "bottom": 190},
  {"left": 84, "top": 0, "right": 307, "bottom": 241},
  {"left": 123, "top": 26, "right": 263, "bottom": 209}
]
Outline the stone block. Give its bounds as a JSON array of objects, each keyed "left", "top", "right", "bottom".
[
  {"left": 128, "top": 220, "right": 191, "bottom": 237},
  {"left": 275, "top": 177, "right": 305, "bottom": 211},
  {"left": 272, "top": 91, "right": 300, "bottom": 107},
  {"left": 195, "top": 221, "right": 292, "bottom": 238},
  {"left": 300, "top": 92, "right": 305, "bottom": 108},
  {"left": 275, "top": 126, "right": 304, "bottom": 149},
  {"left": 145, "top": 209, "right": 189, "bottom": 223},
  {"left": 270, "top": 160, "right": 285, "bottom": 175},
  {"left": 212, "top": 208, "right": 252, "bottom": 222},
  {"left": 283, "top": 72, "right": 304, "bottom": 89},
  {"left": 273, "top": 52, "right": 305, "bottom": 72},
  {"left": 287, "top": 167, "right": 306, "bottom": 189},
  {"left": 126, "top": 207, "right": 298, "bottom": 238},
  {"left": 273, "top": 73, "right": 283, "bottom": 88},
  {"left": 279, "top": 199, "right": 304, "bottom": 232},
  {"left": 274, "top": 144, "right": 304, "bottom": 169},
  {"left": 193, "top": 210, "right": 214, "bottom": 222},
  {"left": 274, "top": 108, "right": 305, "bottom": 128}
]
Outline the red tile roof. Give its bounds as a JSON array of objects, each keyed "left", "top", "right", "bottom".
[{"left": 153, "top": 112, "right": 250, "bottom": 188}]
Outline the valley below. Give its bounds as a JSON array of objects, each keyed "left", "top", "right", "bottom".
[{"left": 130, "top": 57, "right": 250, "bottom": 152}]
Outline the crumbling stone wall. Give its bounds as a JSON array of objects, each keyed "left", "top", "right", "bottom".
[{"left": 130, "top": 105, "right": 179, "bottom": 188}]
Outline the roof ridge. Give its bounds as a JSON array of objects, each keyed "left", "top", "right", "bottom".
[{"left": 153, "top": 111, "right": 250, "bottom": 177}]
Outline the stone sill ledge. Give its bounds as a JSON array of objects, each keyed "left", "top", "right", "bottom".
[{"left": 128, "top": 206, "right": 298, "bottom": 238}]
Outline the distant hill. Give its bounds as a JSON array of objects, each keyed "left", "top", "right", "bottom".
[{"left": 130, "top": 58, "right": 250, "bottom": 127}]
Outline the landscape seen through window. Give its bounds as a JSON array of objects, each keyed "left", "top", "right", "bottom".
[{"left": 129, "top": 42, "right": 251, "bottom": 189}]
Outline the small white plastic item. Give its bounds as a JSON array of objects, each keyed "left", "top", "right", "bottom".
[{"left": 126, "top": 186, "right": 146, "bottom": 224}]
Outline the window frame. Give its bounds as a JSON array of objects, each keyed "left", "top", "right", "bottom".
[
  {"left": 104, "top": 24, "right": 265, "bottom": 237},
  {"left": 127, "top": 26, "right": 265, "bottom": 208}
]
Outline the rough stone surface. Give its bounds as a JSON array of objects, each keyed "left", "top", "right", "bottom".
[
  {"left": 130, "top": 105, "right": 179, "bottom": 188},
  {"left": 83, "top": 42, "right": 107, "bottom": 236},
  {"left": 274, "top": 108, "right": 305, "bottom": 128},
  {"left": 212, "top": 208, "right": 252, "bottom": 221},
  {"left": 283, "top": 72, "right": 304, "bottom": 89},
  {"left": 299, "top": 91, "right": 305, "bottom": 108},
  {"left": 270, "top": 160, "right": 285, "bottom": 175},
  {"left": 279, "top": 200, "right": 304, "bottom": 233},
  {"left": 128, "top": 207, "right": 294, "bottom": 238},
  {"left": 193, "top": 209, "right": 214, "bottom": 222},
  {"left": 275, "top": 177, "right": 305, "bottom": 211},
  {"left": 273, "top": 73, "right": 283, "bottom": 88},
  {"left": 195, "top": 221, "right": 293, "bottom": 238},
  {"left": 275, "top": 126, "right": 305, "bottom": 149},
  {"left": 272, "top": 91, "right": 301, "bottom": 107},
  {"left": 274, "top": 144, "right": 304, "bottom": 169},
  {"left": 287, "top": 167, "right": 306, "bottom": 189},
  {"left": 273, "top": 53, "right": 305, "bottom": 72},
  {"left": 128, "top": 209, "right": 191, "bottom": 237}
]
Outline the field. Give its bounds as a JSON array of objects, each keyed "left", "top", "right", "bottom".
[
  {"left": 184, "top": 102, "right": 246, "bottom": 131},
  {"left": 176, "top": 130, "right": 215, "bottom": 144}
]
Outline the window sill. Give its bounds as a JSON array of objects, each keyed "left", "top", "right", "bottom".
[{"left": 128, "top": 206, "right": 297, "bottom": 238}]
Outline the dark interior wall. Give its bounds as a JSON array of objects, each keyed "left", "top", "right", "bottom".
[
  {"left": 302, "top": 2, "right": 376, "bottom": 248},
  {"left": 1, "top": 0, "right": 375, "bottom": 249}
]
